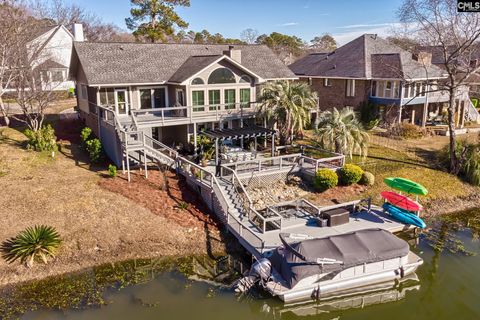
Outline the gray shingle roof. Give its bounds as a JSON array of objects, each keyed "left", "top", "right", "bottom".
[
  {"left": 168, "top": 55, "right": 221, "bottom": 83},
  {"left": 289, "top": 34, "right": 446, "bottom": 80},
  {"left": 72, "top": 42, "right": 296, "bottom": 85}
]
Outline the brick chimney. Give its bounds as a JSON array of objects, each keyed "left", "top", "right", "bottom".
[
  {"left": 224, "top": 45, "right": 242, "bottom": 64},
  {"left": 415, "top": 51, "right": 432, "bottom": 67},
  {"left": 73, "top": 23, "right": 85, "bottom": 42}
]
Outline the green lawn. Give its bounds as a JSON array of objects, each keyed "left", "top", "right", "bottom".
[{"left": 349, "top": 144, "right": 479, "bottom": 206}]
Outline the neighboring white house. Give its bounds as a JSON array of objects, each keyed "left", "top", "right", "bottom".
[{"left": 26, "top": 24, "right": 81, "bottom": 92}]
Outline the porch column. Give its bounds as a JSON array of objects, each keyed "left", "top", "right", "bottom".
[
  {"left": 398, "top": 105, "right": 403, "bottom": 124},
  {"left": 411, "top": 110, "right": 415, "bottom": 125},
  {"left": 421, "top": 91, "right": 429, "bottom": 127}
]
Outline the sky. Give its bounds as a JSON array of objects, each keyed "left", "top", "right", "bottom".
[{"left": 67, "top": 0, "right": 405, "bottom": 45}]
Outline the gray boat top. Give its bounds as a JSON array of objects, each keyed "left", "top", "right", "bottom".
[{"left": 240, "top": 202, "right": 415, "bottom": 258}]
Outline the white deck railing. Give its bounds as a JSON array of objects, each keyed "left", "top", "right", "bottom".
[{"left": 129, "top": 102, "right": 256, "bottom": 126}]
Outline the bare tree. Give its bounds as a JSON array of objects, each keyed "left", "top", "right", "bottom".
[
  {"left": 398, "top": 0, "right": 480, "bottom": 174},
  {"left": 0, "top": 0, "right": 60, "bottom": 131},
  {"left": 240, "top": 28, "right": 259, "bottom": 44},
  {"left": 0, "top": 0, "right": 32, "bottom": 127},
  {"left": 32, "top": 0, "right": 128, "bottom": 42}
]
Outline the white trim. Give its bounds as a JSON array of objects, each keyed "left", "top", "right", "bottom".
[
  {"left": 114, "top": 88, "right": 129, "bottom": 115},
  {"left": 179, "top": 55, "right": 264, "bottom": 85},
  {"left": 298, "top": 75, "right": 447, "bottom": 81},
  {"left": 92, "top": 81, "right": 167, "bottom": 87}
]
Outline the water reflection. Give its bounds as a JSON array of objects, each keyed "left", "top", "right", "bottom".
[
  {"left": 2, "top": 209, "right": 480, "bottom": 319},
  {"left": 262, "top": 277, "right": 420, "bottom": 319}
]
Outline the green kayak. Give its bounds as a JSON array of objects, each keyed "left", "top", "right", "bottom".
[{"left": 384, "top": 177, "right": 428, "bottom": 195}]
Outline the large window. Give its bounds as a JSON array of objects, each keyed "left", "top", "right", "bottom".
[
  {"left": 99, "top": 88, "right": 115, "bottom": 106},
  {"left": 192, "top": 90, "right": 205, "bottom": 112},
  {"left": 240, "top": 88, "right": 251, "bottom": 108},
  {"left": 239, "top": 75, "right": 252, "bottom": 84},
  {"left": 191, "top": 77, "right": 204, "bottom": 85},
  {"left": 209, "top": 90, "right": 220, "bottom": 111},
  {"left": 371, "top": 81, "right": 377, "bottom": 97},
  {"left": 385, "top": 81, "right": 392, "bottom": 98},
  {"left": 139, "top": 88, "right": 167, "bottom": 109},
  {"left": 208, "top": 68, "right": 236, "bottom": 84},
  {"left": 224, "top": 89, "right": 236, "bottom": 110},
  {"left": 371, "top": 80, "right": 400, "bottom": 98},
  {"left": 51, "top": 69, "right": 65, "bottom": 82},
  {"left": 346, "top": 79, "right": 355, "bottom": 97}
]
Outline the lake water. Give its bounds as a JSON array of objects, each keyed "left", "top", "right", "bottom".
[{"left": 3, "top": 210, "right": 480, "bottom": 320}]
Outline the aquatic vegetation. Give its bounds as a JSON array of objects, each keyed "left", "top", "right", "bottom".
[
  {"left": 423, "top": 209, "right": 480, "bottom": 256},
  {"left": 0, "top": 255, "right": 240, "bottom": 319}
]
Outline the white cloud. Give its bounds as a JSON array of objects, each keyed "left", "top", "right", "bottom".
[
  {"left": 333, "top": 23, "right": 403, "bottom": 45},
  {"left": 337, "top": 23, "right": 395, "bottom": 29},
  {"left": 278, "top": 22, "right": 299, "bottom": 27}
]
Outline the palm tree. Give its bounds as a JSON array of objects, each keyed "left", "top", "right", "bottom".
[
  {"left": 2, "top": 225, "right": 62, "bottom": 267},
  {"left": 257, "top": 81, "right": 318, "bottom": 145},
  {"left": 315, "top": 107, "right": 369, "bottom": 158}
]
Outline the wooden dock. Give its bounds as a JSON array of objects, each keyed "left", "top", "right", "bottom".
[{"left": 244, "top": 207, "right": 413, "bottom": 257}]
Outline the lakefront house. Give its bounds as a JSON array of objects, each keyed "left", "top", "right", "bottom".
[
  {"left": 289, "top": 34, "right": 477, "bottom": 128},
  {"left": 69, "top": 40, "right": 297, "bottom": 166}
]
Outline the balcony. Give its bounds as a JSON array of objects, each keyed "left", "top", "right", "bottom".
[{"left": 130, "top": 102, "right": 257, "bottom": 128}]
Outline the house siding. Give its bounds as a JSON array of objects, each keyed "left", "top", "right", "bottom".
[{"left": 307, "top": 78, "right": 371, "bottom": 110}]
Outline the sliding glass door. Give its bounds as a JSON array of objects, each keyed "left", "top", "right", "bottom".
[{"left": 139, "top": 87, "right": 167, "bottom": 109}]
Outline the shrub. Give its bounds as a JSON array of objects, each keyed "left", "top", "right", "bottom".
[
  {"left": 389, "top": 123, "right": 427, "bottom": 140},
  {"left": 440, "top": 139, "right": 480, "bottom": 185},
  {"left": 338, "top": 164, "right": 364, "bottom": 185},
  {"left": 108, "top": 164, "right": 117, "bottom": 178},
  {"left": 24, "top": 125, "right": 57, "bottom": 152},
  {"left": 360, "top": 171, "right": 375, "bottom": 186},
  {"left": 358, "top": 102, "right": 380, "bottom": 130},
  {"left": 80, "top": 127, "right": 92, "bottom": 146},
  {"left": 177, "top": 201, "right": 189, "bottom": 210},
  {"left": 85, "top": 138, "right": 103, "bottom": 163},
  {"left": 2, "top": 225, "right": 61, "bottom": 267},
  {"left": 314, "top": 169, "right": 338, "bottom": 192}
]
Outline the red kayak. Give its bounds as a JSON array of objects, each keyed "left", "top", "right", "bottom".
[{"left": 380, "top": 191, "right": 423, "bottom": 212}]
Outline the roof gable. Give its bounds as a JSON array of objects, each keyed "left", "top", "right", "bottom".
[{"left": 290, "top": 34, "right": 446, "bottom": 80}]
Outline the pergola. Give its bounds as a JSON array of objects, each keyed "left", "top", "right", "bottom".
[{"left": 200, "top": 126, "right": 276, "bottom": 165}]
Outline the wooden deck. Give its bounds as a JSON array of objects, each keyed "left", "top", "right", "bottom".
[{"left": 239, "top": 206, "right": 414, "bottom": 257}]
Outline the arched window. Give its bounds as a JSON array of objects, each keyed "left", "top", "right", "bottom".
[
  {"left": 191, "top": 77, "right": 204, "bottom": 85},
  {"left": 239, "top": 75, "right": 252, "bottom": 84},
  {"left": 208, "top": 68, "right": 236, "bottom": 84}
]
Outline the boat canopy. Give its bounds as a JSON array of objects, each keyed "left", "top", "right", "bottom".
[{"left": 269, "top": 228, "right": 410, "bottom": 289}]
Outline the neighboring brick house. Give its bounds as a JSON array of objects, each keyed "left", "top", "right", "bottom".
[{"left": 289, "top": 34, "right": 475, "bottom": 127}]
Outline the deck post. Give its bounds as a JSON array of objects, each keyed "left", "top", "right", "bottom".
[
  {"left": 193, "top": 123, "right": 197, "bottom": 150},
  {"left": 271, "top": 133, "right": 275, "bottom": 156},
  {"left": 126, "top": 149, "right": 131, "bottom": 182},
  {"left": 215, "top": 138, "right": 219, "bottom": 167}
]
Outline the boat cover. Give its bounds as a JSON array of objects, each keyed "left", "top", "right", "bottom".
[{"left": 269, "top": 228, "right": 410, "bottom": 289}]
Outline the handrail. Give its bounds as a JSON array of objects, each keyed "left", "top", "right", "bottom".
[{"left": 220, "top": 165, "right": 254, "bottom": 205}]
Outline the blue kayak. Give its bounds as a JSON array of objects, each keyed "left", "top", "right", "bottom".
[{"left": 382, "top": 202, "right": 426, "bottom": 229}]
